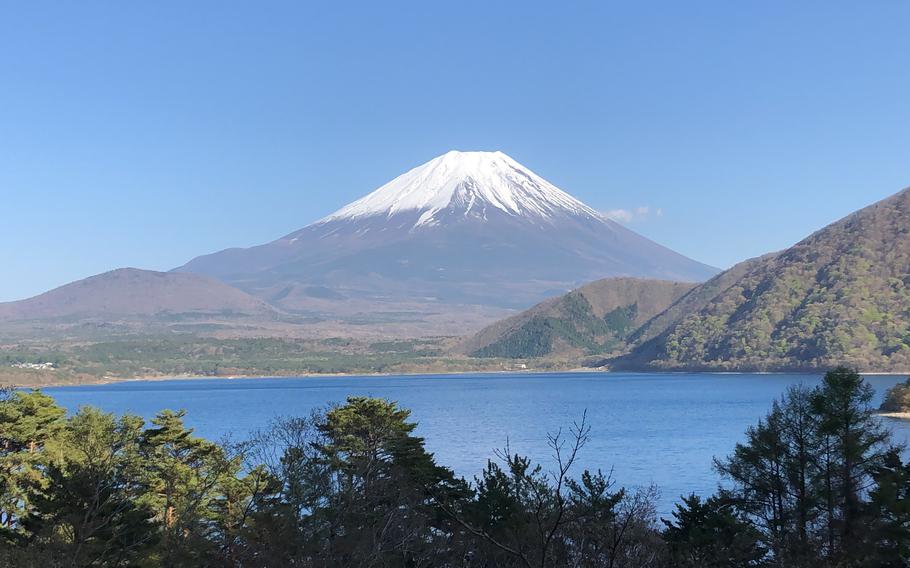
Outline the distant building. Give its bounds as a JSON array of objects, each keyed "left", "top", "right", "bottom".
[{"left": 10, "top": 361, "right": 56, "bottom": 370}]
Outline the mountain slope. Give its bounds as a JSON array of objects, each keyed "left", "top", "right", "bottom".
[
  {"left": 176, "top": 151, "right": 718, "bottom": 313},
  {"left": 625, "top": 254, "right": 775, "bottom": 347},
  {"left": 464, "top": 277, "right": 696, "bottom": 358},
  {"left": 0, "top": 268, "right": 273, "bottom": 321},
  {"left": 619, "top": 187, "right": 910, "bottom": 371}
]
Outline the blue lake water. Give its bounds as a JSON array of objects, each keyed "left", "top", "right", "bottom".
[{"left": 43, "top": 372, "right": 910, "bottom": 514}]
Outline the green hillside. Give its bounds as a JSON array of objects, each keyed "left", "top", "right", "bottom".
[
  {"left": 621, "top": 187, "right": 910, "bottom": 371},
  {"left": 466, "top": 278, "right": 695, "bottom": 359}
]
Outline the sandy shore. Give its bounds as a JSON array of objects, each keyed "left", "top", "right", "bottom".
[{"left": 876, "top": 412, "right": 910, "bottom": 420}]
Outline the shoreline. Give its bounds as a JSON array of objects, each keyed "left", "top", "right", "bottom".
[
  {"left": 877, "top": 411, "right": 910, "bottom": 420},
  {"left": 16, "top": 367, "right": 909, "bottom": 389},
  {"left": 22, "top": 367, "right": 593, "bottom": 389}
]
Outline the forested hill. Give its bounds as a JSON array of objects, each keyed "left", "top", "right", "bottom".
[
  {"left": 465, "top": 278, "right": 695, "bottom": 359},
  {"left": 621, "top": 186, "right": 910, "bottom": 371}
]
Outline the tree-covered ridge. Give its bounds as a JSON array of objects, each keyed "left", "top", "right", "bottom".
[
  {"left": 468, "top": 278, "right": 695, "bottom": 359},
  {"left": 3, "top": 368, "right": 910, "bottom": 566},
  {"left": 472, "top": 292, "right": 618, "bottom": 358},
  {"left": 625, "top": 187, "right": 910, "bottom": 371}
]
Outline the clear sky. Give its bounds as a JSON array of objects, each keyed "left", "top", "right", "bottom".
[{"left": 1, "top": 1, "right": 908, "bottom": 301}]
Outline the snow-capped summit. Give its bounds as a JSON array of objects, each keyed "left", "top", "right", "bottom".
[
  {"left": 319, "top": 151, "right": 603, "bottom": 229},
  {"left": 177, "top": 151, "right": 718, "bottom": 317}
]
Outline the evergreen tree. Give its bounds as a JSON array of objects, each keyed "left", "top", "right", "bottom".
[
  {"left": 811, "top": 366, "right": 891, "bottom": 563},
  {"left": 208, "top": 464, "right": 277, "bottom": 567},
  {"left": 861, "top": 448, "right": 910, "bottom": 567},
  {"left": 0, "top": 389, "right": 66, "bottom": 541},
  {"left": 314, "top": 396, "right": 467, "bottom": 566},
  {"left": 2, "top": 374, "right": 907, "bottom": 567},
  {"left": 243, "top": 397, "right": 469, "bottom": 566},
  {"left": 662, "top": 493, "right": 765, "bottom": 567},
  {"left": 717, "top": 368, "right": 894, "bottom": 566},
  {"left": 24, "top": 408, "right": 156, "bottom": 566},
  {"left": 139, "top": 409, "right": 235, "bottom": 567},
  {"left": 452, "top": 414, "right": 662, "bottom": 568},
  {"left": 715, "top": 395, "right": 799, "bottom": 563}
]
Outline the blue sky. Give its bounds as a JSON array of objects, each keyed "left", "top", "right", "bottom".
[{"left": 1, "top": 1, "right": 908, "bottom": 301}]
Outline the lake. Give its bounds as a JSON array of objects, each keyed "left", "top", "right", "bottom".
[{"left": 44, "top": 372, "right": 910, "bottom": 514}]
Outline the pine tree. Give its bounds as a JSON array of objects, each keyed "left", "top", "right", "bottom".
[
  {"left": 861, "top": 448, "right": 910, "bottom": 567},
  {"left": 717, "top": 368, "right": 894, "bottom": 566},
  {"left": 0, "top": 389, "right": 66, "bottom": 540},
  {"left": 662, "top": 493, "right": 765, "bottom": 567},
  {"left": 139, "top": 409, "right": 234, "bottom": 567},
  {"left": 24, "top": 408, "right": 156, "bottom": 566},
  {"left": 811, "top": 366, "right": 891, "bottom": 563}
]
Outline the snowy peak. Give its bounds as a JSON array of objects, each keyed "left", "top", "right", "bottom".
[
  {"left": 177, "top": 150, "right": 720, "bottom": 313},
  {"left": 319, "top": 150, "right": 604, "bottom": 228}
]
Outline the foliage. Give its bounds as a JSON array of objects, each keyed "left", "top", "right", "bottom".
[
  {"left": 662, "top": 493, "right": 765, "bottom": 567},
  {"left": 0, "top": 336, "right": 507, "bottom": 386},
  {"left": 880, "top": 377, "right": 910, "bottom": 412},
  {"left": 634, "top": 188, "right": 910, "bottom": 371},
  {"left": 471, "top": 278, "right": 695, "bottom": 360},
  {"left": 473, "top": 315, "right": 561, "bottom": 358},
  {"left": 3, "top": 367, "right": 910, "bottom": 566},
  {"left": 474, "top": 293, "right": 636, "bottom": 358},
  {"left": 715, "top": 367, "right": 894, "bottom": 566}
]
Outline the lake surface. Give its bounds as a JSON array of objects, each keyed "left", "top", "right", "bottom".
[{"left": 44, "top": 372, "right": 910, "bottom": 514}]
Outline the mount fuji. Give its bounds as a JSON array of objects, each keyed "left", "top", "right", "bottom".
[{"left": 176, "top": 151, "right": 717, "bottom": 317}]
